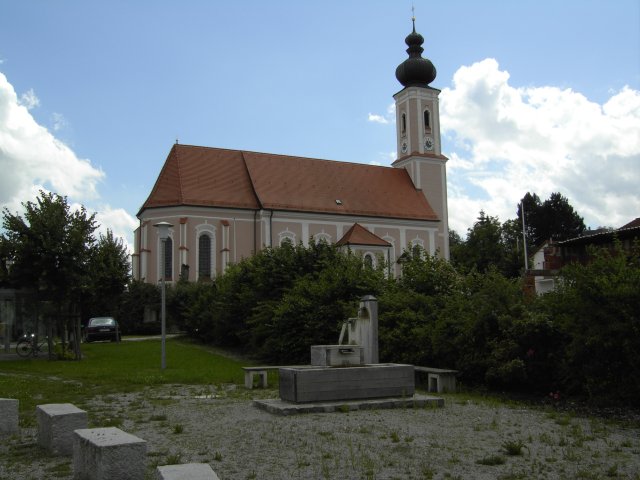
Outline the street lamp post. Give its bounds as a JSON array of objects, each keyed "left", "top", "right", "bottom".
[{"left": 153, "top": 222, "right": 173, "bottom": 370}]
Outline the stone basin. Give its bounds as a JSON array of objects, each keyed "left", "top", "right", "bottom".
[{"left": 279, "top": 363, "right": 414, "bottom": 403}]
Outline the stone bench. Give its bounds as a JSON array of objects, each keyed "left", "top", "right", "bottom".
[
  {"left": 73, "top": 427, "right": 147, "bottom": 480},
  {"left": 156, "top": 463, "right": 221, "bottom": 479},
  {"left": 243, "top": 366, "right": 274, "bottom": 389},
  {"left": 414, "top": 366, "right": 458, "bottom": 393},
  {"left": 0, "top": 398, "right": 19, "bottom": 436},
  {"left": 242, "top": 366, "right": 303, "bottom": 389},
  {"left": 37, "top": 403, "right": 88, "bottom": 455}
]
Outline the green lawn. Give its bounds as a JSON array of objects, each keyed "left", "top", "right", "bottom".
[{"left": 0, "top": 337, "right": 246, "bottom": 419}]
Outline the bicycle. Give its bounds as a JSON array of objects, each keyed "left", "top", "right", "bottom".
[{"left": 15, "top": 333, "right": 54, "bottom": 357}]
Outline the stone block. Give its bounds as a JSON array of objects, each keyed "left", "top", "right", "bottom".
[
  {"left": 37, "top": 403, "right": 88, "bottom": 455},
  {"left": 0, "top": 398, "right": 19, "bottom": 436},
  {"left": 73, "top": 427, "right": 147, "bottom": 480},
  {"left": 156, "top": 463, "right": 220, "bottom": 480}
]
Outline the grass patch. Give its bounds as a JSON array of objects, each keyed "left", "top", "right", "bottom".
[
  {"left": 44, "top": 460, "right": 72, "bottom": 477},
  {"left": 173, "top": 423, "right": 184, "bottom": 434},
  {"left": 477, "top": 454, "right": 506, "bottom": 466},
  {"left": 502, "top": 439, "right": 526, "bottom": 456},
  {"left": 0, "top": 336, "right": 245, "bottom": 421}
]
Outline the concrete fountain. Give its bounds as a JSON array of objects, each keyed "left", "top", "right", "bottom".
[{"left": 254, "top": 296, "right": 444, "bottom": 415}]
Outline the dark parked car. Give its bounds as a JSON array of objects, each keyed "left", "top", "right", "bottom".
[{"left": 84, "top": 317, "right": 120, "bottom": 343}]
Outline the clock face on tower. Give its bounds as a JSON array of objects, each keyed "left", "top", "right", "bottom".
[{"left": 424, "top": 136, "right": 434, "bottom": 151}]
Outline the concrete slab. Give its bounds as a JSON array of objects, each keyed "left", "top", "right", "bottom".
[
  {"left": 253, "top": 394, "right": 444, "bottom": 415},
  {"left": 0, "top": 398, "right": 19, "bottom": 436},
  {"left": 156, "top": 463, "right": 220, "bottom": 480}
]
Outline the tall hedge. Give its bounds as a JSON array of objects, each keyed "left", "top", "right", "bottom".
[
  {"left": 533, "top": 244, "right": 640, "bottom": 404},
  {"left": 170, "top": 241, "right": 638, "bottom": 406}
]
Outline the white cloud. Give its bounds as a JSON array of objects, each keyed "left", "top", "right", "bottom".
[
  {"left": 0, "top": 72, "right": 104, "bottom": 203},
  {"left": 367, "top": 113, "right": 388, "bottom": 124},
  {"left": 19, "top": 88, "right": 40, "bottom": 110},
  {"left": 0, "top": 72, "right": 137, "bottom": 249},
  {"left": 368, "top": 103, "right": 396, "bottom": 125},
  {"left": 441, "top": 59, "right": 640, "bottom": 234},
  {"left": 51, "top": 112, "right": 68, "bottom": 131},
  {"left": 95, "top": 206, "right": 139, "bottom": 254}
]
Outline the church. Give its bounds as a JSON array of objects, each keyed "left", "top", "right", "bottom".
[{"left": 132, "top": 21, "right": 449, "bottom": 282}]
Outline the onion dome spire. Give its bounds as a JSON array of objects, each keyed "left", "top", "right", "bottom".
[{"left": 395, "top": 18, "right": 437, "bottom": 87}]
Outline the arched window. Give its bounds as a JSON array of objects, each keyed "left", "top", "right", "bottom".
[
  {"left": 195, "top": 223, "right": 216, "bottom": 278},
  {"left": 314, "top": 232, "right": 331, "bottom": 244},
  {"left": 401, "top": 113, "right": 407, "bottom": 135},
  {"left": 279, "top": 230, "right": 296, "bottom": 246},
  {"left": 198, "top": 234, "right": 212, "bottom": 279},
  {"left": 163, "top": 237, "right": 173, "bottom": 280},
  {"left": 410, "top": 237, "right": 425, "bottom": 258},
  {"left": 363, "top": 253, "right": 374, "bottom": 268},
  {"left": 423, "top": 109, "right": 431, "bottom": 130}
]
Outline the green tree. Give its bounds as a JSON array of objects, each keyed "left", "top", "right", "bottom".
[
  {"left": 500, "top": 218, "right": 527, "bottom": 278},
  {"left": 453, "top": 211, "right": 505, "bottom": 274},
  {"left": 248, "top": 248, "right": 384, "bottom": 363},
  {"left": 518, "top": 192, "right": 585, "bottom": 247},
  {"left": 536, "top": 243, "right": 640, "bottom": 404},
  {"left": 83, "top": 230, "right": 131, "bottom": 320},
  {"left": 431, "top": 268, "right": 529, "bottom": 388},
  {"left": 1, "top": 191, "right": 97, "bottom": 354},
  {"left": 117, "top": 280, "right": 160, "bottom": 334},
  {"left": 379, "top": 248, "right": 459, "bottom": 365}
]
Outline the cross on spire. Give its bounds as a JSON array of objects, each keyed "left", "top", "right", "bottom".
[{"left": 411, "top": 4, "right": 416, "bottom": 31}]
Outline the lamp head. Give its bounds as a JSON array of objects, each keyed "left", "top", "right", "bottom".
[{"left": 153, "top": 221, "right": 173, "bottom": 241}]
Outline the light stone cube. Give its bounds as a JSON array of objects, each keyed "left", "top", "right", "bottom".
[
  {"left": 0, "top": 398, "right": 19, "bottom": 436},
  {"left": 37, "top": 403, "right": 88, "bottom": 455},
  {"left": 73, "top": 427, "right": 147, "bottom": 480}
]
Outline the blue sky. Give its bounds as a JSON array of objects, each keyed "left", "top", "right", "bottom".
[{"left": 1, "top": 0, "right": 639, "bottom": 250}]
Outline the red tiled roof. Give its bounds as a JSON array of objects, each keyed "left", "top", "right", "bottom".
[
  {"left": 336, "top": 223, "right": 392, "bottom": 247},
  {"left": 620, "top": 218, "right": 640, "bottom": 229},
  {"left": 141, "top": 145, "right": 260, "bottom": 213},
  {"left": 139, "top": 144, "right": 438, "bottom": 221}
]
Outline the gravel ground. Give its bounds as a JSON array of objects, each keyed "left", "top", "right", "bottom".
[{"left": 1, "top": 384, "right": 639, "bottom": 480}]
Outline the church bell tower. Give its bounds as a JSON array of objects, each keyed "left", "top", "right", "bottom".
[{"left": 392, "top": 18, "right": 449, "bottom": 259}]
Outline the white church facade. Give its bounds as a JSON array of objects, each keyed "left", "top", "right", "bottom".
[{"left": 132, "top": 21, "right": 449, "bottom": 283}]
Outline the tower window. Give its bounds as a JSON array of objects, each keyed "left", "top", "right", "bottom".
[
  {"left": 401, "top": 113, "right": 407, "bottom": 135},
  {"left": 423, "top": 109, "right": 431, "bottom": 130}
]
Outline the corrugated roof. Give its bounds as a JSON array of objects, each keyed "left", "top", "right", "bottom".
[
  {"left": 139, "top": 144, "right": 439, "bottom": 221},
  {"left": 336, "top": 223, "right": 392, "bottom": 247}
]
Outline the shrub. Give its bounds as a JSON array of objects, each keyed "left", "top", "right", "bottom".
[{"left": 535, "top": 243, "right": 640, "bottom": 405}]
